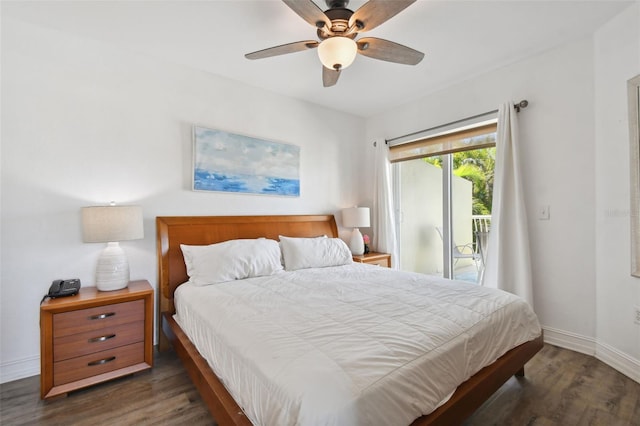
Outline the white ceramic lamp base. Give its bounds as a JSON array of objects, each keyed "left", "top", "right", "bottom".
[
  {"left": 349, "top": 228, "right": 365, "bottom": 255},
  {"left": 95, "top": 242, "right": 130, "bottom": 291}
]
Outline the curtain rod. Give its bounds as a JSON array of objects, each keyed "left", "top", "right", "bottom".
[{"left": 383, "top": 100, "right": 529, "bottom": 146}]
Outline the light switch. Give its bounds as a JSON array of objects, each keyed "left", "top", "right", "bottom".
[{"left": 538, "top": 205, "right": 550, "bottom": 220}]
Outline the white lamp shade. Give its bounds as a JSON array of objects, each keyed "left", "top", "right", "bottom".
[
  {"left": 342, "top": 207, "right": 370, "bottom": 228},
  {"left": 318, "top": 37, "right": 357, "bottom": 70},
  {"left": 82, "top": 205, "right": 144, "bottom": 243}
]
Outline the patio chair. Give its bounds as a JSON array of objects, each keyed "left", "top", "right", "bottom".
[{"left": 436, "top": 227, "right": 482, "bottom": 271}]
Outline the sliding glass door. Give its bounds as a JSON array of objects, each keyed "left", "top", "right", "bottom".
[
  {"left": 394, "top": 156, "right": 445, "bottom": 276},
  {"left": 392, "top": 130, "right": 495, "bottom": 282}
]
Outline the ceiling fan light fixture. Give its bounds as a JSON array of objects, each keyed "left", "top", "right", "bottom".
[{"left": 318, "top": 37, "right": 357, "bottom": 70}]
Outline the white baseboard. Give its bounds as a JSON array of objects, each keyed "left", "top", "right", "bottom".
[
  {"left": 0, "top": 355, "right": 40, "bottom": 384},
  {"left": 542, "top": 325, "right": 640, "bottom": 384},
  {"left": 541, "top": 325, "right": 596, "bottom": 355},
  {"left": 596, "top": 341, "right": 640, "bottom": 383}
]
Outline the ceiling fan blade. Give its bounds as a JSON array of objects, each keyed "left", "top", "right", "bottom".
[
  {"left": 357, "top": 37, "right": 424, "bottom": 65},
  {"left": 245, "top": 40, "right": 319, "bottom": 60},
  {"left": 349, "top": 0, "right": 416, "bottom": 32},
  {"left": 322, "top": 66, "right": 341, "bottom": 87},
  {"left": 282, "top": 0, "right": 331, "bottom": 29}
]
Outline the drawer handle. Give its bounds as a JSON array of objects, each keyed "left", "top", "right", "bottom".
[
  {"left": 89, "top": 312, "right": 116, "bottom": 320},
  {"left": 87, "top": 356, "right": 116, "bottom": 366},
  {"left": 88, "top": 334, "right": 116, "bottom": 343}
]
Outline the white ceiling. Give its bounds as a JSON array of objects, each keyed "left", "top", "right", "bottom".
[{"left": 3, "top": 0, "right": 633, "bottom": 118}]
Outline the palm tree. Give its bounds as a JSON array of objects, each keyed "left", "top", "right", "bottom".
[{"left": 423, "top": 146, "right": 495, "bottom": 215}]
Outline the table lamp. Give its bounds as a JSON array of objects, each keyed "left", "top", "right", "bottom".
[
  {"left": 82, "top": 204, "right": 144, "bottom": 291},
  {"left": 342, "top": 207, "right": 370, "bottom": 255}
]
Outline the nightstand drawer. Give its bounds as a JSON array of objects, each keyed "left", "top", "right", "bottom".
[
  {"left": 366, "top": 258, "right": 390, "bottom": 267},
  {"left": 352, "top": 252, "right": 391, "bottom": 268},
  {"left": 53, "top": 300, "right": 144, "bottom": 338},
  {"left": 53, "top": 341, "right": 145, "bottom": 386},
  {"left": 54, "top": 321, "right": 144, "bottom": 362}
]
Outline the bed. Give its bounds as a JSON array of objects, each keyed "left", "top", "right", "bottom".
[{"left": 157, "top": 215, "right": 543, "bottom": 425}]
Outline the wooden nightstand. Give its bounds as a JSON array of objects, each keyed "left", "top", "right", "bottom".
[
  {"left": 40, "top": 280, "right": 153, "bottom": 399},
  {"left": 352, "top": 252, "right": 391, "bottom": 268}
]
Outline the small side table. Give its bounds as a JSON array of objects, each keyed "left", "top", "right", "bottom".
[
  {"left": 352, "top": 252, "right": 391, "bottom": 268},
  {"left": 40, "top": 280, "right": 154, "bottom": 399}
]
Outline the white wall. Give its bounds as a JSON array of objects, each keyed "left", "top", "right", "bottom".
[
  {"left": 0, "top": 18, "right": 365, "bottom": 383},
  {"left": 365, "top": 4, "right": 640, "bottom": 381},
  {"left": 593, "top": 3, "right": 640, "bottom": 378}
]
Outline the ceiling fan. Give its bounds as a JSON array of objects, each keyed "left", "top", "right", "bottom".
[{"left": 245, "top": 0, "right": 425, "bottom": 87}]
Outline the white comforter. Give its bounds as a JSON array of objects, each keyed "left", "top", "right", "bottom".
[{"left": 174, "top": 263, "right": 541, "bottom": 426}]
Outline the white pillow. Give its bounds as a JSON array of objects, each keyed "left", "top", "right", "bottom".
[
  {"left": 279, "top": 236, "right": 352, "bottom": 271},
  {"left": 180, "top": 239, "right": 283, "bottom": 286}
]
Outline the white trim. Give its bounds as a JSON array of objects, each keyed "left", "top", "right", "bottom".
[
  {"left": 542, "top": 326, "right": 640, "bottom": 384},
  {"left": 596, "top": 341, "right": 640, "bottom": 383},
  {"left": 542, "top": 325, "right": 596, "bottom": 355},
  {"left": 0, "top": 355, "right": 40, "bottom": 384}
]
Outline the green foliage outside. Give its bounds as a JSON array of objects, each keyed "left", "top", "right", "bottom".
[{"left": 424, "top": 145, "right": 496, "bottom": 215}]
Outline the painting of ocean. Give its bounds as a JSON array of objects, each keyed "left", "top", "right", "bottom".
[{"left": 193, "top": 126, "right": 300, "bottom": 196}]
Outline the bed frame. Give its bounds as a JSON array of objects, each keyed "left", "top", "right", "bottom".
[{"left": 157, "top": 215, "right": 543, "bottom": 426}]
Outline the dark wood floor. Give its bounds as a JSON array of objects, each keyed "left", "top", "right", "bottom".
[
  {"left": 465, "top": 344, "right": 640, "bottom": 426},
  {"left": 1, "top": 344, "right": 638, "bottom": 425}
]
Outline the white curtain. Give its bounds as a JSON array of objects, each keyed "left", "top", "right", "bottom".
[
  {"left": 482, "top": 102, "right": 534, "bottom": 308},
  {"left": 372, "top": 140, "right": 399, "bottom": 268}
]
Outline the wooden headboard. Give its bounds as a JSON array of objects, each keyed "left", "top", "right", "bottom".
[{"left": 156, "top": 215, "right": 338, "bottom": 315}]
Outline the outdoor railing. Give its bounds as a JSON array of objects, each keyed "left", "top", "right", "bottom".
[
  {"left": 472, "top": 215, "right": 491, "bottom": 233},
  {"left": 471, "top": 215, "right": 491, "bottom": 282}
]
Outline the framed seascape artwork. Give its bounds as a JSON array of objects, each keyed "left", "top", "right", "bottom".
[
  {"left": 192, "top": 126, "right": 300, "bottom": 197},
  {"left": 628, "top": 75, "right": 640, "bottom": 278}
]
